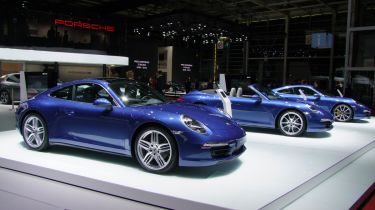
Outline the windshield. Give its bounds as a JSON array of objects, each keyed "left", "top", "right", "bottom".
[
  {"left": 109, "top": 80, "right": 166, "bottom": 107},
  {"left": 252, "top": 85, "right": 280, "bottom": 100}
]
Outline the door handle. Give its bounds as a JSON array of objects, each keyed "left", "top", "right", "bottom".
[{"left": 64, "top": 110, "right": 75, "bottom": 116}]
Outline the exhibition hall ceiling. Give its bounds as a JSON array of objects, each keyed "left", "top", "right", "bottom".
[{"left": 8, "top": 0, "right": 375, "bottom": 23}]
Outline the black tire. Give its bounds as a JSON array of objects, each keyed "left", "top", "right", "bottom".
[
  {"left": 22, "top": 113, "right": 49, "bottom": 151},
  {"left": 0, "top": 90, "right": 10, "bottom": 104},
  {"left": 278, "top": 110, "right": 306, "bottom": 137},
  {"left": 134, "top": 126, "right": 177, "bottom": 173},
  {"left": 333, "top": 104, "right": 353, "bottom": 122}
]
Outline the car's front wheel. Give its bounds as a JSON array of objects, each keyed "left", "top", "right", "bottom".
[
  {"left": 278, "top": 110, "right": 306, "bottom": 137},
  {"left": 0, "top": 90, "right": 10, "bottom": 104},
  {"left": 333, "top": 104, "right": 352, "bottom": 122},
  {"left": 22, "top": 114, "right": 49, "bottom": 151},
  {"left": 134, "top": 127, "right": 177, "bottom": 173}
]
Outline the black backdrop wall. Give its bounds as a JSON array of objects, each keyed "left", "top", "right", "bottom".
[
  {"left": 172, "top": 47, "right": 197, "bottom": 82},
  {"left": 122, "top": 38, "right": 158, "bottom": 81}
]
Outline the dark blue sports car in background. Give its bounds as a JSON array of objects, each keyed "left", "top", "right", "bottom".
[
  {"left": 272, "top": 85, "right": 371, "bottom": 122},
  {"left": 16, "top": 78, "right": 246, "bottom": 173},
  {"left": 179, "top": 84, "right": 334, "bottom": 137}
]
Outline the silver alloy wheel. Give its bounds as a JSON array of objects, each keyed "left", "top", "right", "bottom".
[
  {"left": 0, "top": 91, "right": 9, "bottom": 104},
  {"left": 333, "top": 104, "right": 352, "bottom": 122},
  {"left": 23, "top": 116, "right": 45, "bottom": 148},
  {"left": 137, "top": 130, "right": 172, "bottom": 171},
  {"left": 279, "top": 112, "right": 304, "bottom": 136}
]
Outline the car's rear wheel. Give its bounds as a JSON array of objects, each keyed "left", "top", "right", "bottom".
[
  {"left": 0, "top": 90, "right": 10, "bottom": 104},
  {"left": 22, "top": 114, "right": 49, "bottom": 151},
  {"left": 278, "top": 110, "right": 306, "bottom": 136},
  {"left": 134, "top": 127, "right": 177, "bottom": 173},
  {"left": 333, "top": 104, "right": 352, "bottom": 122}
]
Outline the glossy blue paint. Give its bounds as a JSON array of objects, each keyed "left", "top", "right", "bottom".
[
  {"left": 272, "top": 85, "right": 372, "bottom": 120},
  {"left": 15, "top": 79, "right": 246, "bottom": 167},
  {"left": 180, "top": 85, "right": 334, "bottom": 133}
]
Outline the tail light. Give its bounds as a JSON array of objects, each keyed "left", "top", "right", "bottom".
[{"left": 176, "top": 97, "right": 184, "bottom": 102}]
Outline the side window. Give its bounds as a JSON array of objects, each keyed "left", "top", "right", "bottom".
[
  {"left": 279, "top": 88, "right": 293, "bottom": 94},
  {"left": 74, "top": 83, "right": 114, "bottom": 104},
  {"left": 295, "top": 87, "right": 316, "bottom": 96},
  {"left": 6, "top": 74, "right": 20, "bottom": 83},
  {"left": 50, "top": 86, "right": 72, "bottom": 100},
  {"left": 98, "top": 88, "right": 110, "bottom": 98},
  {"left": 241, "top": 87, "right": 259, "bottom": 98}
]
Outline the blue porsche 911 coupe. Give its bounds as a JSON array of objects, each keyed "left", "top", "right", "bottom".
[
  {"left": 272, "top": 85, "right": 371, "bottom": 122},
  {"left": 179, "top": 84, "right": 334, "bottom": 137},
  {"left": 15, "top": 78, "right": 246, "bottom": 173}
]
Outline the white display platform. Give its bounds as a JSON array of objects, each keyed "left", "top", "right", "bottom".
[
  {"left": 285, "top": 146, "right": 375, "bottom": 210},
  {"left": 0, "top": 118, "right": 374, "bottom": 210}
]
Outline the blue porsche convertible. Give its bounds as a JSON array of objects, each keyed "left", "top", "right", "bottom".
[
  {"left": 179, "top": 84, "right": 334, "bottom": 137},
  {"left": 16, "top": 78, "right": 246, "bottom": 173},
  {"left": 272, "top": 85, "right": 371, "bottom": 122}
]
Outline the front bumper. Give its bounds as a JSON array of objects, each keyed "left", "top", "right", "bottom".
[
  {"left": 203, "top": 137, "right": 247, "bottom": 159},
  {"left": 304, "top": 111, "right": 334, "bottom": 132},
  {"left": 178, "top": 135, "right": 247, "bottom": 167},
  {"left": 353, "top": 109, "right": 371, "bottom": 119},
  {"left": 318, "top": 118, "right": 334, "bottom": 130}
]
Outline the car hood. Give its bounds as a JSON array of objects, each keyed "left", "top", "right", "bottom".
[
  {"left": 137, "top": 102, "right": 238, "bottom": 130},
  {"left": 185, "top": 90, "right": 206, "bottom": 96}
]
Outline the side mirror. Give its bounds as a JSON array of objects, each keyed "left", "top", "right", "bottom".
[
  {"left": 254, "top": 95, "right": 262, "bottom": 103},
  {"left": 313, "top": 94, "right": 321, "bottom": 100},
  {"left": 93, "top": 98, "right": 113, "bottom": 111}
]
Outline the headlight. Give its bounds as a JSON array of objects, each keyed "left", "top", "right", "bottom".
[
  {"left": 355, "top": 101, "right": 364, "bottom": 107},
  {"left": 306, "top": 104, "right": 318, "bottom": 112},
  {"left": 181, "top": 115, "right": 207, "bottom": 134},
  {"left": 218, "top": 108, "right": 231, "bottom": 118}
]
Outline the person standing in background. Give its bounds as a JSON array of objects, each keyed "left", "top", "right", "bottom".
[
  {"left": 63, "top": 30, "right": 69, "bottom": 46},
  {"left": 126, "top": 70, "right": 135, "bottom": 80},
  {"left": 56, "top": 30, "right": 62, "bottom": 46},
  {"left": 156, "top": 71, "right": 165, "bottom": 94},
  {"left": 47, "top": 26, "right": 56, "bottom": 46},
  {"left": 194, "top": 79, "right": 200, "bottom": 90},
  {"left": 185, "top": 76, "right": 191, "bottom": 93},
  {"left": 148, "top": 76, "right": 156, "bottom": 89},
  {"left": 207, "top": 78, "right": 214, "bottom": 89}
]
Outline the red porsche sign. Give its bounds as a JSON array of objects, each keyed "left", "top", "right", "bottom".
[{"left": 54, "top": 19, "right": 115, "bottom": 32}]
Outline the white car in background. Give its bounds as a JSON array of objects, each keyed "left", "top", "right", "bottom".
[{"left": 0, "top": 73, "right": 20, "bottom": 104}]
